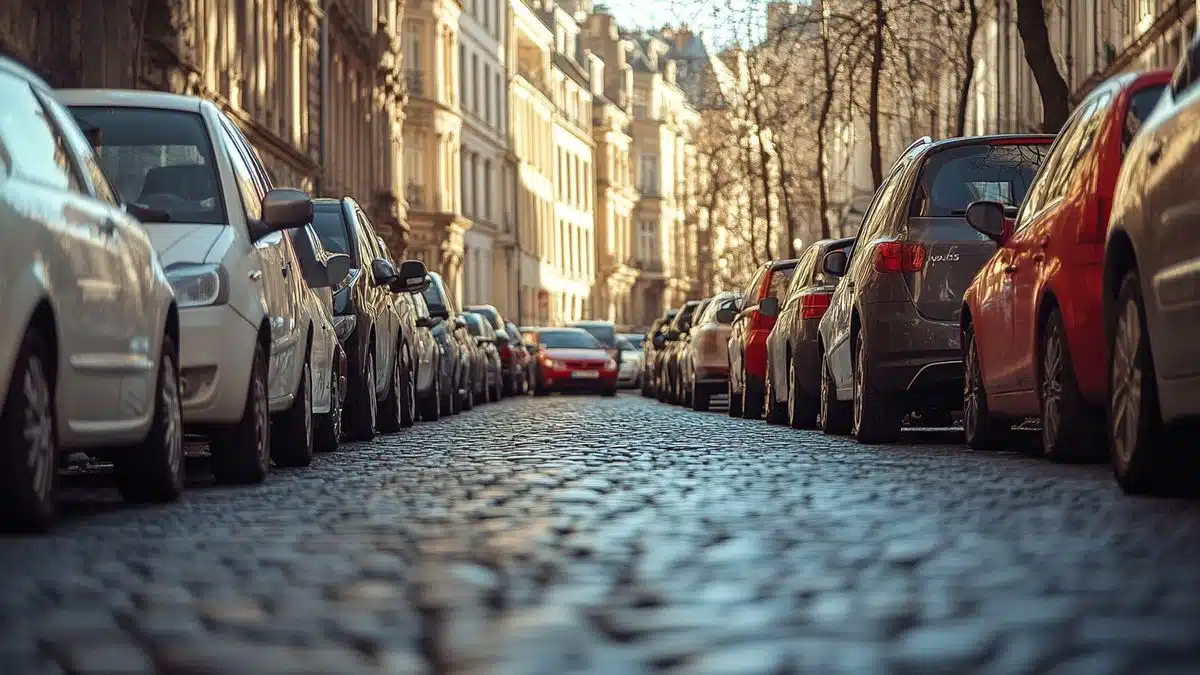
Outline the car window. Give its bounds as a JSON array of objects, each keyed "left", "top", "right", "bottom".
[
  {"left": 741, "top": 266, "right": 767, "bottom": 303},
  {"left": 695, "top": 297, "right": 721, "bottom": 324},
  {"left": 312, "top": 204, "right": 353, "bottom": 257},
  {"left": 539, "top": 330, "right": 602, "bottom": 349},
  {"left": 1017, "top": 103, "right": 1098, "bottom": 228},
  {"left": 218, "top": 114, "right": 274, "bottom": 193},
  {"left": 37, "top": 93, "right": 119, "bottom": 205},
  {"left": 71, "top": 105, "right": 225, "bottom": 223},
  {"left": 846, "top": 165, "right": 907, "bottom": 275},
  {"left": 213, "top": 121, "right": 262, "bottom": 221},
  {"left": 1124, "top": 83, "right": 1167, "bottom": 152},
  {"left": 909, "top": 142, "right": 1048, "bottom": 217},
  {"left": 1, "top": 73, "right": 84, "bottom": 193},
  {"left": 788, "top": 247, "right": 818, "bottom": 294},
  {"left": 768, "top": 266, "right": 795, "bottom": 299}
]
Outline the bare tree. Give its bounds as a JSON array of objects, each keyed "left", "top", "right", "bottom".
[
  {"left": 1015, "top": 0, "right": 1070, "bottom": 132},
  {"left": 868, "top": 0, "right": 886, "bottom": 188},
  {"left": 955, "top": 0, "right": 979, "bottom": 136}
]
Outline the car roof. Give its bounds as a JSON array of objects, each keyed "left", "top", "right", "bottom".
[
  {"left": 539, "top": 327, "right": 589, "bottom": 334},
  {"left": 56, "top": 88, "right": 208, "bottom": 113},
  {"left": 770, "top": 259, "right": 800, "bottom": 270},
  {"left": 0, "top": 57, "right": 51, "bottom": 92},
  {"left": 571, "top": 319, "right": 613, "bottom": 326},
  {"left": 924, "top": 133, "right": 1056, "bottom": 154}
]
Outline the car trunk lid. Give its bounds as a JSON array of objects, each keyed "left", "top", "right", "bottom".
[{"left": 901, "top": 217, "right": 998, "bottom": 322}]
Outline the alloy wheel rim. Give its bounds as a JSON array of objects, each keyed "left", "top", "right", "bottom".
[
  {"left": 787, "top": 361, "right": 795, "bottom": 421},
  {"left": 303, "top": 365, "right": 312, "bottom": 449},
  {"left": 964, "top": 340, "right": 980, "bottom": 438},
  {"left": 331, "top": 368, "right": 342, "bottom": 440},
  {"left": 162, "top": 355, "right": 183, "bottom": 480},
  {"left": 367, "top": 357, "right": 378, "bottom": 429},
  {"left": 22, "top": 356, "right": 54, "bottom": 502},
  {"left": 819, "top": 361, "right": 829, "bottom": 426},
  {"left": 254, "top": 366, "right": 269, "bottom": 469},
  {"left": 1042, "top": 327, "right": 1064, "bottom": 446},
  {"left": 1111, "top": 298, "right": 1143, "bottom": 468},
  {"left": 853, "top": 341, "right": 864, "bottom": 431}
]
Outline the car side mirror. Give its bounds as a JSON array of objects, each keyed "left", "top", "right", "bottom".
[
  {"left": 716, "top": 308, "right": 736, "bottom": 324},
  {"left": 259, "top": 188, "right": 313, "bottom": 234},
  {"left": 455, "top": 315, "right": 468, "bottom": 329},
  {"left": 389, "top": 260, "right": 430, "bottom": 294},
  {"left": 652, "top": 334, "right": 666, "bottom": 349},
  {"left": 324, "top": 253, "right": 353, "bottom": 288},
  {"left": 416, "top": 316, "right": 442, "bottom": 329},
  {"left": 666, "top": 330, "right": 680, "bottom": 341},
  {"left": 370, "top": 258, "right": 397, "bottom": 286},
  {"left": 758, "top": 296, "right": 780, "bottom": 317},
  {"left": 822, "top": 250, "right": 849, "bottom": 277},
  {"left": 966, "top": 200, "right": 1009, "bottom": 244}
]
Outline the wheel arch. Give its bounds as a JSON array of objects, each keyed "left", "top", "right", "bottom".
[
  {"left": 1104, "top": 229, "right": 1138, "bottom": 328},
  {"left": 29, "top": 300, "right": 59, "bottom": 382}
]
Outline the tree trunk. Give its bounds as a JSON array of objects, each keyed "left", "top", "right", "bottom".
[
  {"left": 868, "top": 0, "right": 885, "bottom": 188},
  {"left": 751, "top": 120, "right": 775, "bottom": 262},
  {"left": 816, "top": 21, "right": 835, "bottom": 240},
  {"left": 775, "top": 145, "right": 798, "bottom": 257},
  {"left": 740, "top": 136, "right": 761, "bottom": 265},
  {"left": 955, "top": 0, "right": 979, "bottom": 136},
  {"left": 1014, "top": 0, "right": 1070, "bottom": 133}
]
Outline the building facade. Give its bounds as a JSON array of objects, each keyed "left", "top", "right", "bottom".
[
  {"left": 459, "top": 0, "right": 516, "bottom": 314},
  {"left": 1, "top": 0, "right": 413, "bottom": 250},
  {"left": 404, "top": 0, "right": 470, "bottom": 304}
]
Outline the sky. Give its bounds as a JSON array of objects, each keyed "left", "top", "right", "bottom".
[{"left": 599, "top": 0, "right": 763, "bottom": 47}]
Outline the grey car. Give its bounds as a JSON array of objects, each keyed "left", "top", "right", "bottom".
[
  {"left": 817, "top": 134, "right": 1052, "bottom": 443},
  {"left": 1103, "top": 34, "right": 1200, "bottom": 495}
]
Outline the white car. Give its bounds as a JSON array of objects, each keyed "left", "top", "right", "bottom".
[
  {"left": 60, "top": 89, "right": 351, "bottom": 481},
  {"left": 0, "top": 58, "right": 183, "bottom": 531}
]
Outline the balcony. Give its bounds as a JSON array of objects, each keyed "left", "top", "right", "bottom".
[{"left": 406, "top": 69, "right": 424, "bottom": 97}]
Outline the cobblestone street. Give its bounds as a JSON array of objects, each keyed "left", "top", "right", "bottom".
[{"left": 3, "top": 394, "right": 1200, "bottom": 674}]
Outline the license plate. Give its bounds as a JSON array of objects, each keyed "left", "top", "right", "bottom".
[{"left": 572, "top": 370, "right": 600, "bottom": 379}]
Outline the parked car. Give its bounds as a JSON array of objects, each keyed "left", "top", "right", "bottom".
[
  {"left": 1102, "top": 40, "right": 1200, "bottom": 495},
  {"left": 618, "top": 333, "right": 646, "bottom": 352},
  {"left": 288, "top": 224, "right": 353, "bottom": 451},
  {"left": 465, "top": 305, "right": 518, "bottom": 397},
  {"left": 310, "top": 197, "right": 427, "bottom": 440},
  {"left": 961, "top": 70, "right": 1170, "bottom": 459},
  {"left": 423, "top": 272, "right": 474, "bottom": 414},
  {"left": 399, "top": 290, "right": 442, "bottom": 422},
  {"left": 764, "top": 238, "right": 854, "bottom": 428},
  {"left": 0, "top": 59, "right": 183, "bottom": 531},
  {"left": 64, "top": 89, "right": 351, "bottom": 480},
  {"left": 463, "top": 312, "right": 502, "bottom": 402},
  {"left": 817, "top": 134, "right": 1053, "bottom": 443},
  {"left": 640, "top": 314, "right": 676, "bottom": 398},
  {"left": 506, "top": 320, "right": 533, "bottom": 394},
  {"left": 616, "top": 335, "right": 641, "bottom": 388},
  {"left": 662, "top": 299, "right": 707, "bottom": 405},
  {"left": 570, "top": 320, "right": 620, "bottom": 361},
  {"left": 680, "top": 292, "right": 741, "bottom": 411},
  {"left": 528, "top": 328, "right": 619, "bottom": 395},
  {"left": 728, "top": 260, "right": 799, "bottom": 419}
]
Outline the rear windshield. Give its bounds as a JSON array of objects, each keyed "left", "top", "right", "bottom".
[
  {"left": 540, "top": 330, "right": 602, "bottom": 349},
  {"left": 312, "top": 206, "right": 352, "bottom": 256},
  {"left": 620, "top": 334, "right": 645, "bottom": 349},
  {"left": 70, "top": 106, "right": 224, "bottom": 224},
  {"left": 1125, "top": 84, "right": 1167, "bottom": 150},
  {"left": 573, "top": 324, "right": 616, "bottom": 347},
  {"left": 464, "top": 314, "right": 485, "bottom": 336},
  {"left": 910, "top": 143, "right": 1048, "bottom": 217},
  {"left": 768, "top": 266, "right": 796, "bottom": 298}
]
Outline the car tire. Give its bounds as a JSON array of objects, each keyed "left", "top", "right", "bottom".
[
  {"left": 344, "top": 351, "right": 378, "bottom": 442},
  {"left": 315, "top": 354, "right": 342, "bottom": 452},
  {"left": 1109, "top": 272, "right": 1181, "bottom": 495},
  {"left": 440, "top": 369, "right": 456, "bottom": 416},
  {"left": 819, "top": 350, "right": 852, "bottom": 435},
  {"left": 115, "top": 335, "right": 185, "bottom": 504},
  {"left": 641, "top": 370, "right": 653, "bottom": 398},
  {"left": 420, "top": 362, "right": 442, "bottom": 422},
  {"left": 742, "top": 367, "right": 764, "bottom": 420},
  {"left": 377, "top": 349, "right": 404, "bottom": 434},
  {"left": 1040, "top": 308, "right": 1104, "bottom": 462},
  {"left": 764, "top": 369, "right": 787, "bottom": 424},
  {"left": 852, "top": 331, "right": 902, "bottom": 444},
  {"left": 600, "top": 385, "right": 618, "bottom": 397},
  {"left": 0, "top": 324, "right": 58, "bottom": 533},
  {"left": 727, "top": 377, "right": 743, "bottom": 418},
  {"left": 400, "top": 351, "right": 417, "bottom": 429},
  {"left": 463, "top": 370, "right": 477, "bottom": 410},
  {"left": 692, "top": 382, "right": 710, "bottom": 412},
  {"left": 788, "top": 356, "right": 818, "bottom": 430},
  {"left": 210, "top": 342, "right": 270, "bottom": 485},
  {"left": 270, "top": 360, "right": 314, "bottom": 468},
  {"left": 963, "top": 322, "right": 1013, "bottom": 451}
]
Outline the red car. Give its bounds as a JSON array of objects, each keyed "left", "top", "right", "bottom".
[
  {"left": 527, "top": 327, "right": 619, "bottom": 396},
  {"left": 961, "top": 69, "right": 1171, "bottom": 459},
  {"left": 727, "top": 259, "right": 799, "bottom": 419}
]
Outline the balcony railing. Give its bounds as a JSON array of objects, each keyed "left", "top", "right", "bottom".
[{"left": 406, "top": 69, "right": 424, "bottom": 97}]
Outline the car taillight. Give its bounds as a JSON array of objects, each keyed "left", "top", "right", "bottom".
[
  {"left": 873, "top": 242, "right": 926, "bottom": 273},
  {"left": 800, "top": 291, "right": 832, "bottom": 319},
  {"left": 500, "top": 343, "right": 512, "bottom": 362}
]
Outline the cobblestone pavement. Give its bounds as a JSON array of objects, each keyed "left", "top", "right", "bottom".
[{"left": 3, "top": 394, "right": 1200, "bottom": 675}]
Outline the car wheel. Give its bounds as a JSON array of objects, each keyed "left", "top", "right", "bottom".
[
  {"left": 691, "top": 379, "right": 710, "bottom": 411},
  {"left": 742, "top": 365, "right": 764, "bottom": 420},
  {"left": 400, "top": 351, "right": 417, "bottom": 429},
  {"left": 1040, "top": 308, "right": 1104, "bottom": 462},
  {"left": 420, "top": 361, "right": 442, "bottom": 422},
  {"left": 377, "top": 349, "right": 404, "bottom": 433},
  {"left": 641, "top": 369, "right": 653, "bottom": 398},
  {"left": 270, "top": 360, "right": 314, "bottom": 468},
  {"left": 764, "top": 368, "right": 787, "bottom": 424},
  {"left": 344, "top": 351, "right": 378, "bottom": 442},
  {"left": 463, "top": 370, "right": 476, "bottom": 410},
  {"left": 210, "top": 342, "right": 270, "bottom": 484},
  {"left": 116, "top": 335, "right": 185, "bottom": 503},
  {"left": 0, "top": 325, "right": 58, "bottom": 533},
  {"left": 440, "top": 368, "right": 456, "bottom": 416},
  {"left": 727, "top": 374, "right": 743, "bottom": 418},
  {"left": 819, "top": 349, "right": 852, "bottom": 435},
  {"left": 788, "top": 355, "right": 818, "bottom": 430},
  {"left": 1109, "top": 272, "right": 1180, "bottom": 495},
  {"left": 852, "top": 330, "right": 902, "bottom": 444},
  {"left": 315, "top": 354, "right": 342, "bottom": 452},
  {"left": 963, "top": 322, "right": 1013, "bottom": 451}
]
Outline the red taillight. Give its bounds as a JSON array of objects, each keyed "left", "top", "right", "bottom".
[
  {"left": 799, "top": 292, "right": 832, "bottom": 319},
  {"left": 873, "top": 242, "right": 926, "bottom": 273},
  {"left": 500, "top": 343, "right": 512, "bottom": 362}
]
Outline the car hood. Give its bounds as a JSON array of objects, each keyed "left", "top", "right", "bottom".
[
  {"left": 544, "top": 348, "right": 610, "bottom": 361},
  {"left": 144, "top": 224, "right": 234, "bottom": 266}
]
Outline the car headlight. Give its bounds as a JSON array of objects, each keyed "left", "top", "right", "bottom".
[
  {"left": 166, "top": 263, "right": 226, "bottom": 308},
  {"left": 604, "top": 358, "right": 617, "bottom": 371},
  {"left": 332, "top": 315, "right": 356, "bottom": 341},
  {"left": 541, "top": 357, "right": 563, "bottom": 369}
]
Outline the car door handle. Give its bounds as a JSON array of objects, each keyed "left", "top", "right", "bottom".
[
  {"left": 248, "top": 270, "right": 263, "bottom": 281},
  {"left": 1004, "top": 264, "right": 1018, "bottom": 274},
  {"left": 1147, "top": 139, "right": 1163, "bottom": 165}
]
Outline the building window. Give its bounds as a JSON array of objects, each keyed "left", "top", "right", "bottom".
[
  {"left": 459, "top": 43, "right": 467, "bottom": 107},
  {"left": 484, "top": 67, "right": 492, "bottom": 125},
  {"left": 638, "top": 221, "right": 656, "bottom": 263},
  {"left": 639, "top": 155, "right": 658, "bottom": 195}
]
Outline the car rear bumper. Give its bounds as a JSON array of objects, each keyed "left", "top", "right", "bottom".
[
  {"left": 178, "top": 305, "right": 258, "bottom": 425},
  {"left": 864, "top": 301, "right": 962, "bottom": 400}
]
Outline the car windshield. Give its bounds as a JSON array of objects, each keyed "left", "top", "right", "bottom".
[
  {"left": 311, "top": 205, "right": 352, "bottom": 256},
  {"left": 468, "top": 308, "right": 507, "bottom": 337},
  {"left": 1125, "top": 83, "right": 1167, "bottom": 150},
  {"left": 911, "top": 143, "right": 1049, "bottom": 217},
  {"left": 769, "top": 267, "right": 796, "bottom": 298},
  {"left": 464, "top": 314, "right": 485, "bottom": 336},
  {"left": 70, "top": 106, "right": 225, "bottom": 224},
  {"left": 616, "top": 336, "right": 634, "bottom": 350},
  {"left": 620, "top": 334, "right": 645, "bottom": 350},
  {"left": 539, "top": 330, "right": 602, "bottom": 350},
  {"left": 573, "top": 323, "right": 616, "bottom": 347}
]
